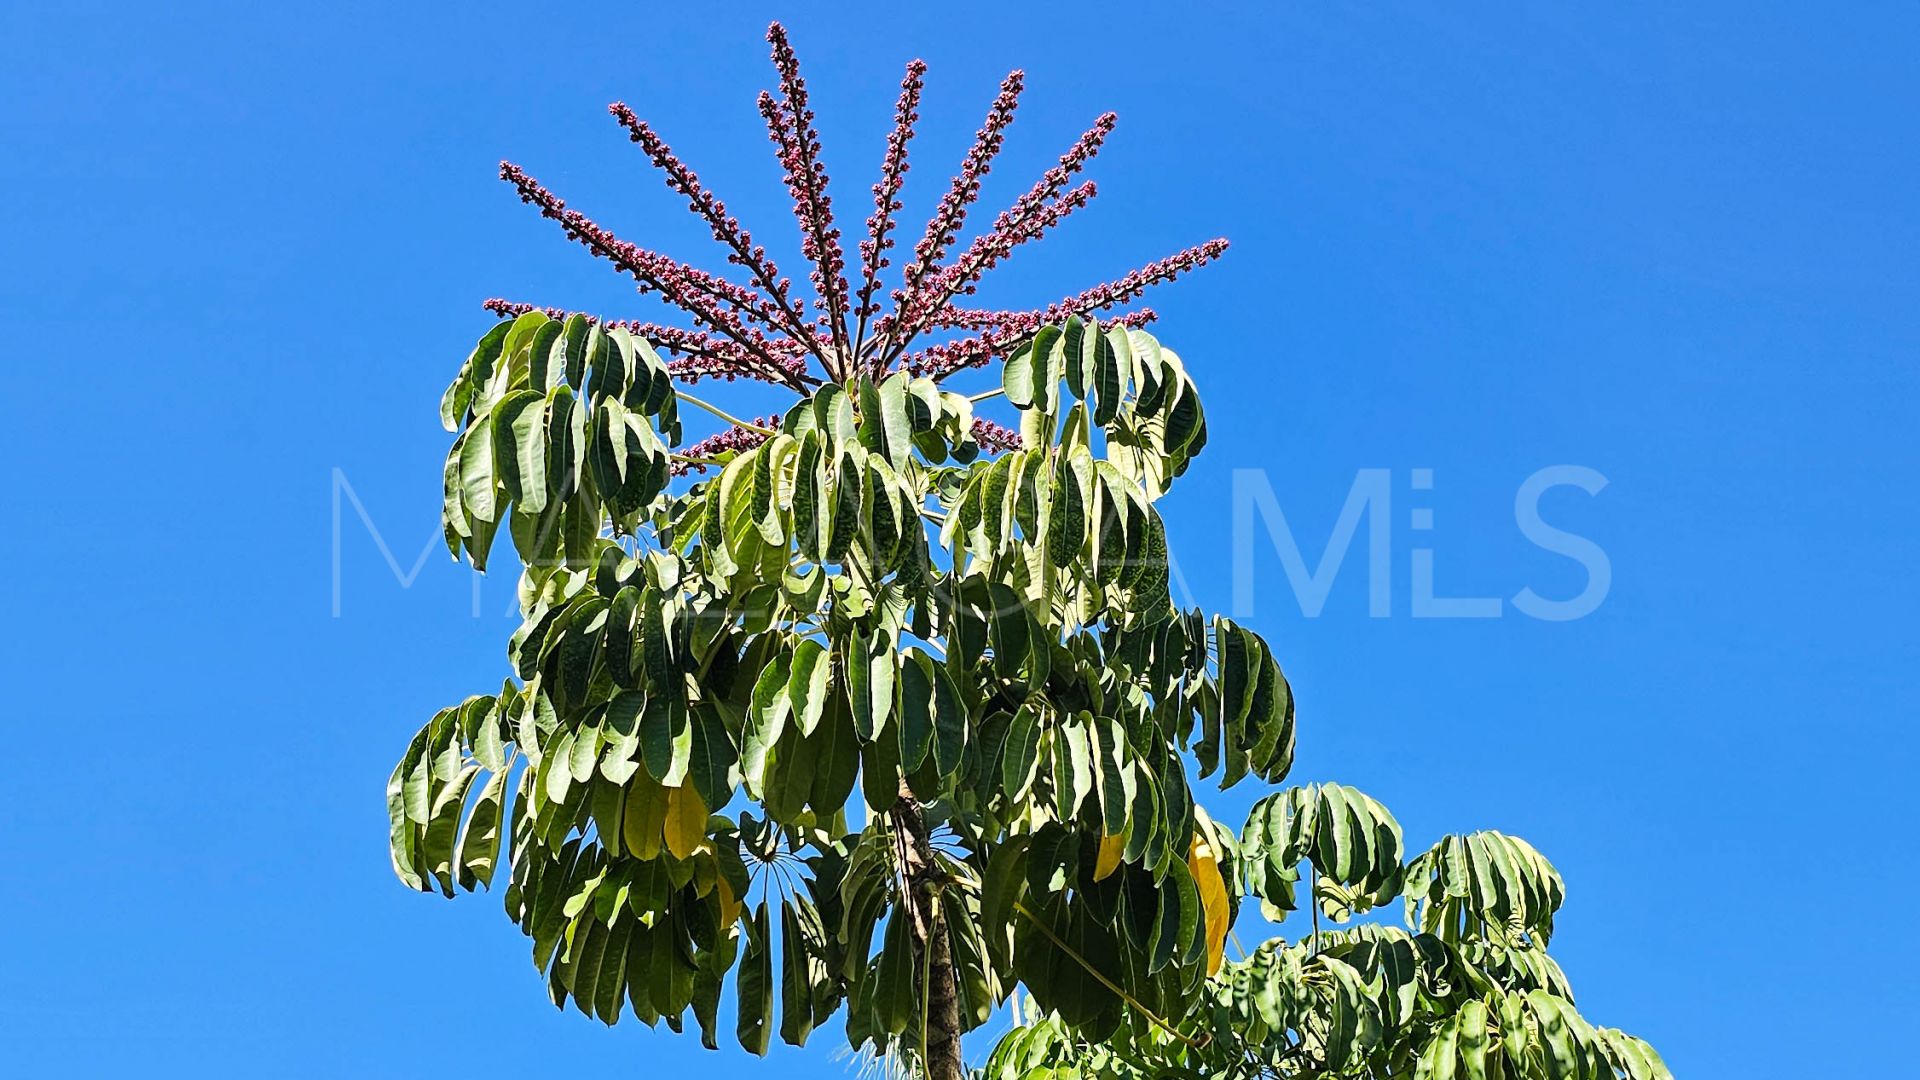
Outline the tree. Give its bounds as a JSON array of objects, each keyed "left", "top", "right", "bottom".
[{"left": 386, "top": 22, "right": 1668, "bottom": 1080}]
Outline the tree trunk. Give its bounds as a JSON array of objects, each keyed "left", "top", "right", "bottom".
[{"left": 890, "top": 784, "right": 965, "bottom": 1080}]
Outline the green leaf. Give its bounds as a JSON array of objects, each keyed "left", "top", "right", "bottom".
[
  {"left": 457, "top": 420, "right": 500, "bottom": 563},
  {"left": 1093, "top": 324, "right": 1125, "bottom": 426},
  {"left": 492, "top": 390, "right": 550, "bottom": 515},
  {"left": 930, "top": 657, "right": 967, "bottom": 781},
  {"left": 846, "top": 630, "right": 894, "bottom": 743},
  {"left": 423, "top": 762, "right": 480, "bottom": 896},
  {"left": 603, "top": 586, "right": 641, "bottom": 689},
  {"left": 440, "top": 439, "right": 471, "bottom": 557},
  {"left": 546, "top": 385, "right": 587, "bottom": 503},
  {"left": 748, "top": 434, "right": 778, "bottom": 524},
  {"left": 443, "top": 321, "right": 509, "bottom": 432},
  {"left": 621, "top": 772, "right": 667, "bottom": 861},
  {"left": 859, "top": 712, "right": 902, "bottom": 813},
  {"left": 1458, "top": 999, "right": 1490, "bottom": 1080},
  {"left": 1150, "top": 856, "right": 1200, "bottom": 974},
  {"left": 1045, "top": 452, "right": 1088, "bottom": 568},
  {"left": 641, "top": 691, "right": 692, "bottom": 788},
  {"left": 1003, "top": 339, "right": 1039, "bottom": 409},
  {"left": 1091, "top": 715, "right": 1129, "bottom": 837},
  {"left": 792, "top": 431, "right": 826, "bottom": 561},
  {"left": 1062, "top": 316, "right": 1090, "bottom": 402},
  {"left": 897, "top": 649, "right": 935, "bottom": 771},
  {"left": 640, "top": 593, "right": 672, "bottom": 688},
  {"left": 688, "top": 703, "right": 738, "bottom": 811},
  {"left": 827, "top": 450, "right": 862, "bottom": 562},
  {"left": 1318, "top": 783, "right": 1363, "bottom": 884},
  {"left": 807, "top": 698, "right": 860, "bottom": 815},
  {"left": 408, "top": 708, "right": 455, "bottom": 823},
  {"left": 715, "top": 451, "right": 760, "bottom": 568},
  {"left": 737, "top": 901, "right": 773, "bottom": 1055},
  {"left": 456, "top": 767, "right": 509, "bottom": 889},
  {"left": 1217, "top": 617, "right": 1255, "bottom": 729},
  {"left": 873, "top": 906, "right": 915, "bottom": 1036},
  {"left": 1001, "top": 703, "right": 1043, "bottom": 802},
  {"left": 592, "top": 914, "right": 632, "bottom": 1025},
  {"left": 759, "top": 433, "right": 797, "bottom": 544},
  {"left": 743, "top": 658, "right": 790, "bottom": 793},
  {"left": 584, "top": 323, "right": 625, "bottom": 404},
  {"left": 877, "top": 373, "right": 913, "bottom": 464},
  {"left": 1058, "top": 717, "right": 1094, "bottom": 818},
  {"left": 589, "top": 769, "right": 626, "bottom": 858},
  {"left": 762, "top": 719, "right": 818, "bottom": 824},
  {"left": 987, "top": 582, "right": 1031, "bottom": 680},
  {"left": 786, "top": 638, "right": 831, "bottom": 737},
  {"left": 385, "top": 722, "right": 431, "bottom": 891}
]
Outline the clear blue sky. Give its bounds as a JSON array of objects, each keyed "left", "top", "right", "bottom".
[{"left": 5, "top": 2, "right": 1914, "bottom": 1076}]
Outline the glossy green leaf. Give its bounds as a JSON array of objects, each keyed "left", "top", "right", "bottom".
[
  {"left": 786, "top": 638, "right": 831, "bottom": 737},
  {"left": 737, "top": 901, "right": 773, "bottom": 1055}
]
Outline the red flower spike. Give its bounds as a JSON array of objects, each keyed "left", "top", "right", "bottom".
[
  {"left": 763, "top": 23, "right": 853, "bottom": 369},
  {"left": 891, "top": 180, "right": 1100, "bottom": 351},
  {"left": 481, "top": 299, "right": 807, "bottom": 387},
  {"left": 882, "top": 113, "right": 1116, "bottom": 365},
  {"left": 971, "top": 417, "right": 1024, "bottom": 453},
  {"left": 606, "top": 103, "right": 819, "bottom": 359},
  {"left": 674, "top": 420, "right": 779, "bottom": 474},
  {"left": 854, "top": 58, "right": 928, "bottom": 357},
  {"left": 495, "top": 163, "right": 806, "bottom": 390},
  {"left": 493, "top": 25, "right": 1224, "bottom": 425},
  {"left": 903, "top": 308, "right": 1159, "bottom": 379},
  {"left": 886, "top": 69, "right": 1024, "bottom": 355}
]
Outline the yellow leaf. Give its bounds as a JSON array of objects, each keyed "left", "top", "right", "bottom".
[
  {"left": 1094, "top": 833, "right": 1126, "bottom": 882},
  {"left": 623, "top": 771, "right": 667, "bottom": 861},
  {"left": 663, "top": 783, "right": 709, "bottom": 860},
  {"left": 713, "top": 872, "right": 742, "bottom": 930},
  {"left": 1188, "top": 830, "right": 1230, "bottom": 976}
]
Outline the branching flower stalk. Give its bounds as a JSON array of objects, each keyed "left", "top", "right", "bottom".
[
  {"left": 608, "top": 102, "right": 820, "bottom": 363},
  {"left": 854, "top": 60, "right": 927, "bottom": 359},
  {"left": 760, "top": 23, "right": 854, "bottom": 369},
  {"left": 880, "top": 68, "right": 1025, "bottom": 364},
  {"left": 491, "top": 21, "right": 1225, "bottom": 453}
]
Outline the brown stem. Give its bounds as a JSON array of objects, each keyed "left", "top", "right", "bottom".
[{"left": 889, "top": 784, "right": 964, "bottom": 1080}]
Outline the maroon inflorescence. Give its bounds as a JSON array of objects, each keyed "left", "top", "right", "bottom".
[
  {"left": 488, "top": 21, "right": 1224, "bottom": 450},
  {"left": 890, "top": 69, "right": 1025, "bottom": 331},
  {"left": 971, "top": 417, "right": 1024, "bottom": 454},
  {"left": 674, "top": 419, "right": 780, "bottom": 474},
  {"left": 903, "top": 308, "right": 1160, "bottom": 380},
  {"left": 761, "top": 22, "right": 853, "bottom": 365},
  {"left": 856, "top": 59, "right": 928, "bottom": 344},
  {"left": 881, "top": 112, "right": 1117, "bottom": 364},
  {"left": 481, "top": 298, "right": 807, "bottom": 386},
  {"left": 607, "top": 102, "right": 816, "bottom": 351}
]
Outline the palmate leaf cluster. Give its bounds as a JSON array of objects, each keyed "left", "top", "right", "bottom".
[
  {"left": 387, "top": 308, "right": 1667, "bottom": 1079},
  {"left": 982, "top": 814, "right": 1670, "bottom": 1079}
]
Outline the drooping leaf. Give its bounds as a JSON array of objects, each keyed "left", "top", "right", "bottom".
[
  {"left": 786, "top": 638, "right": 831, "bottom": 737},
  {"left": 737, "top": 901, "right": 774, "bottom": 1055}
]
